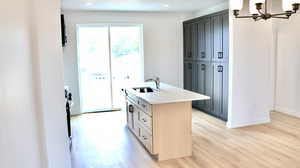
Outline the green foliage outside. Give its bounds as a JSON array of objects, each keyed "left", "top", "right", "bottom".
[{"left": 111, "top": 36, "right": 139, "bottom": 58}]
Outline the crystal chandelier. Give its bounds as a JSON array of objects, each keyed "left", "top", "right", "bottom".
[{"left": 231, "top": 0, "right": 300, "bottom": 21}]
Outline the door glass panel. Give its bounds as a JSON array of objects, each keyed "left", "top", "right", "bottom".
[
  {"left": 110, "top": 26, "right": 144, "bottom": 109},
  {"left": 77, "top": 26, "right": 112, "bottom": 112}
]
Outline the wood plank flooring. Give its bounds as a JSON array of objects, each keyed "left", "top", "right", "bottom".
[{"left": 71, "top": 110, "right": 300, "bottom": 168}]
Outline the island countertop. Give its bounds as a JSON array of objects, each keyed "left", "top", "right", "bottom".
[{"left": 125, "top": 83, "right": 210, "bottom": 105}]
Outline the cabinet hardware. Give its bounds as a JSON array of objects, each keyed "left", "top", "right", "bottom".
[
  {"left": 201, "top": 64, "right": 206, "bottom": 71},
  {"left": 201, "top": 52, "right": 205, "bottom": 58},
  {"left": 217, "top": 65, "right": 223, "bottom": 72},
  {"left": 129, "top": 105, "right": 134, "bottom": 113},
  {"left": 218, "top": 52, "right": 223, "bottom": 59},
  {"left": 142, "top": 136, "right": 148, "bottom": 140}
]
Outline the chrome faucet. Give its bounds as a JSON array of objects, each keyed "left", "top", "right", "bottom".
[{"left": 145, "top": 77, "right": 160, "bottom": 90}]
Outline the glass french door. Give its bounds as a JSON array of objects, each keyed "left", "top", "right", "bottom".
[{"left": 77, "top": 24, "right": 144, "bottom": 113}]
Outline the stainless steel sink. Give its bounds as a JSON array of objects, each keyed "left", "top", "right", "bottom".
[{"left": 132, "top": 87, "right": 154, "bottom": 93}]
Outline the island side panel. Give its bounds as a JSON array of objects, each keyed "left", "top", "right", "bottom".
[{"left": 152, "top": 101, "right": 192, "bottom": 161}]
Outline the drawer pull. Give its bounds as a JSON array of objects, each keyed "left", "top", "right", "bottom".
[
  {"left": 142, "top": 118, "right": 147, "bottom": 122},
  {"left": 142, "top": 136, "right": 148, "bottom": 140}
]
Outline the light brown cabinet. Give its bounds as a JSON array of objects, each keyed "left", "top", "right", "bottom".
[{"left": 125, "top": 91, "right": 192, "bottom": 161}]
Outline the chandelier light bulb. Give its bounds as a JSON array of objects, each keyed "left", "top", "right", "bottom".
[
  {"left": 283, "top": 0, "right": 293, "bottom": 11},
  {"left": 232, "top": 0, "right": 299, "bottom": 21},
  {"left": 250, "top": 0, "right": 260, "bottom": 14},
  {"left": 231, "top": 0, "right": 244, "bottom": 10},
  {"left": 291, "top": 0, "right": 300, "bottom": 4}
]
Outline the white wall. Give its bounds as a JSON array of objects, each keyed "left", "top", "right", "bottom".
[
  {"left": 192, "top": 1, "right": 229, "bottom": 18},
  {"left": 0, "top": 0, "right": 71, "bottom": 167},
  {"left": 32, "top": 0, "right": 72, "bottom": 167},
  {"left": 227, "top": 0, "right": 274, "bottom": 128},
  {"left": 0, "top": 0, "right": 42, "bottom": 167},
  {"left": 62, "top": 11, "right": 191, "bottom": 115},
  {"left": 272, "top": 0, "right": 300, "bottom": 117}
]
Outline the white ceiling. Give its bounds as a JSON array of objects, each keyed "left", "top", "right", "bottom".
[{"left": 61, "top": 0, "right": 227, "bottom": 12}]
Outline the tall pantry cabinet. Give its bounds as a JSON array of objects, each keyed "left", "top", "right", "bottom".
[{"left": 183, "top": 10, "right": 229, "bottom": 121}]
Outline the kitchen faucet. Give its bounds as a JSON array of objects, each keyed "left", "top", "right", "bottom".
[{"left": 145, "top": 77, "right": 160, "bottom": 90}]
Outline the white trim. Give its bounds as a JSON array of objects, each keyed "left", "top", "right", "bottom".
[
  {"left": 76, "top": 24, "right": 145, "bottom": 113},
  {"left": 75, "top": 24, "right": 84, "bottom": 114},
  {"left": 226, "top": 117, "right": 271, "bottom": 128},
  {"left": 275, "top": 106, "right": 300, "bottom": 118},
  {"left": 108, "top": 25, "right": 114, "bottom": 108}
]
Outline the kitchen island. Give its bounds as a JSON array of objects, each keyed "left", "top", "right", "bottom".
[{"left": 125, "top": 83, "right": 209, "bottom": 161}]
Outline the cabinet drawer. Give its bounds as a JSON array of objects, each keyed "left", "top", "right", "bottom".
[
  {"left": 139, "top": 110, "right": 152, "bottom": 133},
  {"left": 139, "top": 126, "right": 153, "bottom": 154},
  {"left": 137, "top": 99, "right": 152, "bottom": 116},
  {"left": 133, "top": 108, "right": 140, "bottom": 136},
  {"left": 127, "top": 91, "right": 138, "bottom": 103}
]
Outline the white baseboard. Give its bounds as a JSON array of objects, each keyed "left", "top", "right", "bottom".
[
  {"left": 275, "top": 106, "right": 300, "bottom": 118},
  {"left": 226, "top": 117, "right": 271, "bottom": 128}
]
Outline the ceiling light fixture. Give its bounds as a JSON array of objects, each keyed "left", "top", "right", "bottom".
[
  {"left": 231, "top": 0, "right": 300, "bottom": 21},
  {"left": 163, "top": 4, "right": 170, "bottom": 8},
  {"left": 85, "top": 1, "right": 93, "bottom": 6}
]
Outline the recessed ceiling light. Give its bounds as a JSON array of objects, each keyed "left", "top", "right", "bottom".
[
  {"left": 163, "top": 4, "right": 170, "bottom": 8},
  {"left": 86, "top": 2, "right": 93, "bottom": 6}
]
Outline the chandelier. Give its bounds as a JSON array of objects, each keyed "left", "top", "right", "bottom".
[{"left": 231, "top": 0, "right": 300, "bottom": 21}]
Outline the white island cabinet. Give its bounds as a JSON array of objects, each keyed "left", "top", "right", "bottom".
[{"left": 125, "top": 83, "right": 209, "bottom": 161}]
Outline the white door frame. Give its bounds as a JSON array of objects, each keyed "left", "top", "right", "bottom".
[{"left": 76, "top": 23, "right": 144, "bottom": 113}]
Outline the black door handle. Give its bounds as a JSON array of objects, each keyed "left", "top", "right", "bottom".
[
  {"left": 201, "top": 64, "right": 206, "bottom": 71},
  {"left": 218, "top": 52, "right": 223, "bottom": 59},
  {"left": 129, "top": 105, "right": 134, "bottom": 113},
  {"left": 217, "top": 65, "right": 223, "bottom": 72},
  {"left": 201, "top": 52, "right": 205, "bottom": 58}
]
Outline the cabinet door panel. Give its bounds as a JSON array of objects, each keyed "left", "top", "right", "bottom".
[
  {"left": 195, "top": 62, "right": 213, "bottom": 112},
  {"left": 222, "top": 13, "right": 229, "bottom": 61},
  {"left": 197, "top": 20, "right": 205, "bottom": 60},
  {"left": 212, "top": 63, "right": 228, "bottom": 121},
  {"left": 184, "top": 62, "right": 193, "bottom": 91},
  {"left": 191, "top": 23, "right": 198, "bottom": 60},
  {"left": 204, "top": 18, "right": 212, "bottom": 61},
  {"left": 212, "top": 15, "right": 223, "bottom": 62},
  {"left": 127, "top": 100, "right": 134, "bottom": 130},
  {"left": 184, "top": 24, "right": 192, "bottom": 60}
]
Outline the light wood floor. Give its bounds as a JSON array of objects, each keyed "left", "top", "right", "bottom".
[{"left": 71, "top": 110, "right": 300, "bottom": 168}]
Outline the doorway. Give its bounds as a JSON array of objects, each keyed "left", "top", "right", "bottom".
[{"left": 77, "top": 24, "right": 144, "bottom": 113}]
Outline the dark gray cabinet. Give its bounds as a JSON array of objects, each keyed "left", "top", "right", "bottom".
[
  {"left": 184, "top": 23, "right": 198, "bottom": 60},
  {"left": 191, "top": 23, "right": 198, "bottom": 60},
  {"left": 184, "top": 62, "right": 193, "bottom": 91},
  {"left": 196, "top": 18, "right": 212, "bottom": 61},
  {"left": 196, "top": 20, "right": 205, "bottom": 60},
  {"left": 194, "top": 62, "right": 213, "bottom": 112},
  {"left": 222, "top": 13, "right": 229, "bottom": 61},
  {"left": 184, "top": 24, "right": 191, "bottom": 60},
  {"left": 184, "top": 62, "right": 197, "bottom": 92},
  {"left": 183, "top": 10, "right": 229, "bottom": 121},
  {"left": 184, "top": 62, "right": 199, "bottom": 107},
  {"left": 212, "top": 15, "right": 223, "bottom": 62},
  {"left": 212, "top": 63, "right": 228, "bottom": 121}
]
